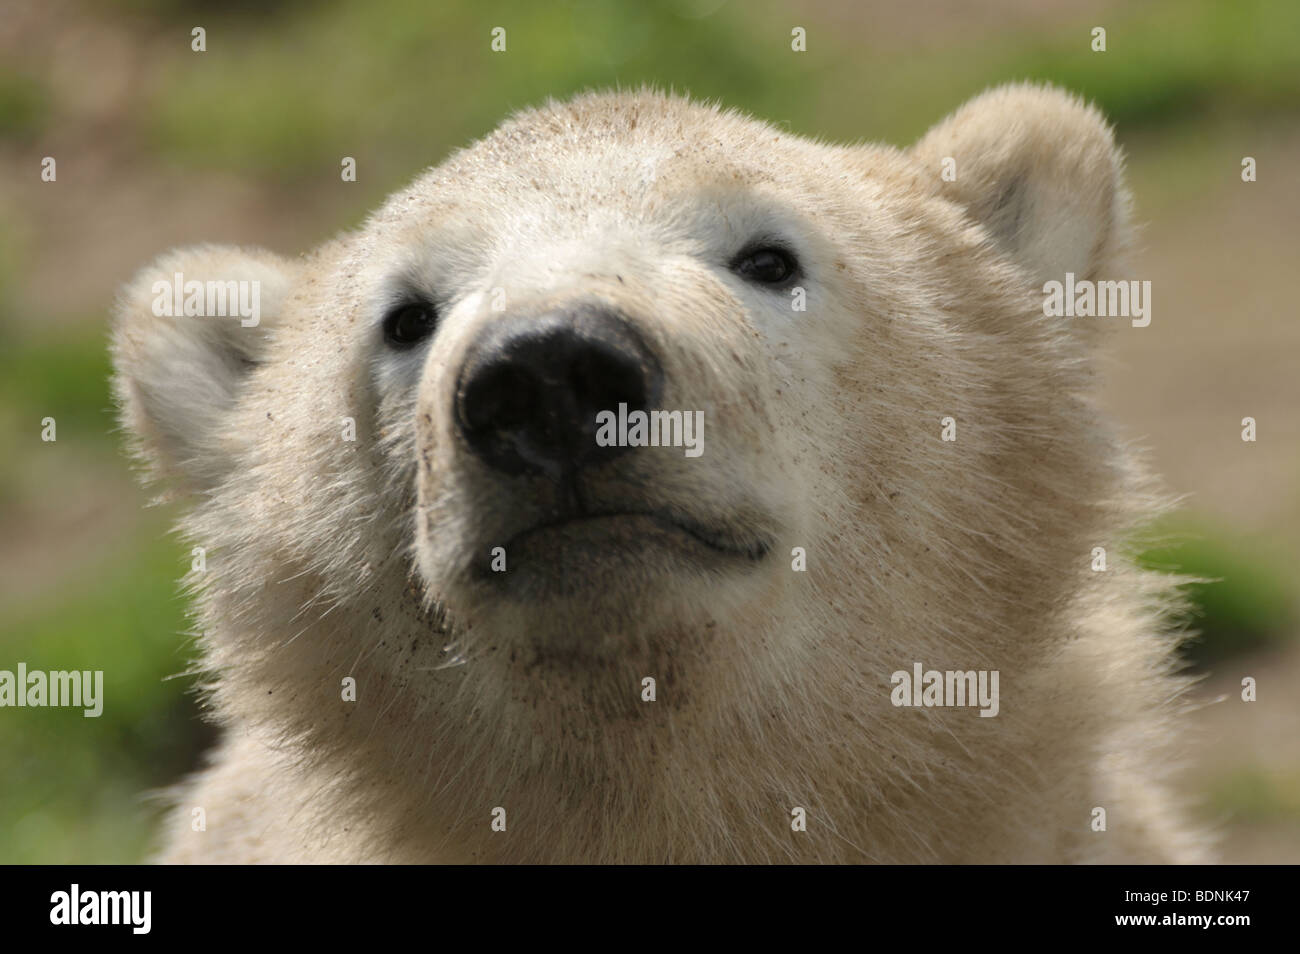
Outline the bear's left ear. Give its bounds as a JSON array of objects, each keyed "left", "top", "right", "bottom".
[
  {"left": 111, "top": 244, "right": 297, "bottom": 494},
  {"left": 910, "top": 82, "right": 1131, "bottom": 285}
]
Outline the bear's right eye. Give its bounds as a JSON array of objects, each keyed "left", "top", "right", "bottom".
[
  {"left": 729, "top": 242, "right": 801, "bottom": 289},
  {"left": 382, "top": 302, "right": 438, "bottom": 348}
]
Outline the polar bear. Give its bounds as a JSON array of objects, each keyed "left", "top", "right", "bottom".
[{"left": 113, "top": 84, "right": 1208, "bottom": 863}]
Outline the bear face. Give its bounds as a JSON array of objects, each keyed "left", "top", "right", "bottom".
[{"left": 113, "top": 85, "right": 1201, "bottom": 863}]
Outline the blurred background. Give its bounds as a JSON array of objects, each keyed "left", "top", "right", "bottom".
[{"left": 0, "top": 0, "right": 1296, "bottom": 863}]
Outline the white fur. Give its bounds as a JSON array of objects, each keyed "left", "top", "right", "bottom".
[{"left": 113, "top": 85, "right": 1208, "bottom": 863}]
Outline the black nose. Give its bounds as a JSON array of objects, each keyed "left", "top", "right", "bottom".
[{"left": 456, "top": 306, "right": 663, "bottom": 477}]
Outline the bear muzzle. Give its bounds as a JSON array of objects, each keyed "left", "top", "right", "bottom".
[{"left": 454, "top": 304, "right": 663, "bottom": 480}]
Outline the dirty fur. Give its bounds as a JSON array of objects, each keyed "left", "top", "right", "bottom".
[{"left": 112, "top": 84, "right": 1209, "bottom": 863}]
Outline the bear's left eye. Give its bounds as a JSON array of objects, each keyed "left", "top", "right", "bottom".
[
  {"left": 382, "top": 301, "right": 438, "bottom": 348},
  {"left": 730, "top": 244, "right": 800, "bottom": 288}
]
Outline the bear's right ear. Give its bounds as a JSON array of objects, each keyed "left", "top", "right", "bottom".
[
  {"left": 909, "top": 82, "right": 1131, "bottom": 286},
  {"left": 111, "top": 244, "right": 296, "bottom": 493}
]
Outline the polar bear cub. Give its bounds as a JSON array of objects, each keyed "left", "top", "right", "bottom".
[{"left": 113, "top": 84, "right": 1207, "bottom": 863}]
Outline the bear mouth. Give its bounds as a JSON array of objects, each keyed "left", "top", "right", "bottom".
[{"left": 495, "top": 508, "right": 772, "bottom": 566}]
